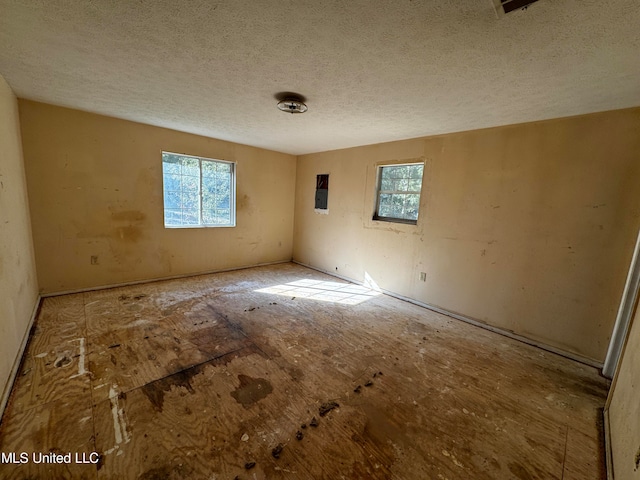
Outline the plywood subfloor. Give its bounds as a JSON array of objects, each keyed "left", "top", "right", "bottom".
[{"left": 0, "top": 263, "right": 609, "bottom": 479}]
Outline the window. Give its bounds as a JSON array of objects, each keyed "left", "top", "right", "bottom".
[
  {"left": 373, "top": 163, "right": 424, "bottom": 224},
  {"left": 162, "top": 152, "right": 235, "bottom": 228}
]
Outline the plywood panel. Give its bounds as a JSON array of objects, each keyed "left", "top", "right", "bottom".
[
  {"left": 0, "top": 397, "right": 96, "bottom": 480},
  {"left": 8, "top": 294, "right": 91, "bottom": 414}
]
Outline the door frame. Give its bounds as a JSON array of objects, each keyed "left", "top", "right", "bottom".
[{"left": 603, "top": 228, "right": 640, "bottom": 378}]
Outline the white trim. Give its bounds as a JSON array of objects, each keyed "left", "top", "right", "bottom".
[
  {"left": 603, "top": 227, "right": 640, "bottom": 378},
  {"left": 1, "top": 295, "right": 41, "bottom": 422},
  {"left": 293, "top": 260, "right": 603, "bottom": 369},
  {"left": 40, "top": 260, "right": 291, "bottom": 297}
]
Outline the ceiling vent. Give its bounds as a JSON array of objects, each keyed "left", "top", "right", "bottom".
[{"left": 493, "top": 0, "right": 540, "bottom": 15}]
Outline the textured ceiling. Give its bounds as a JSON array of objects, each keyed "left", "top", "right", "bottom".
[{"left": 0, "top": 0, "right": 639, "bottom": 155}]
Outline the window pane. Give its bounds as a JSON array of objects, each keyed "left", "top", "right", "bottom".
[
  {"left": 380, "top": 177, "right": 394, "bottom": 191},
  {"left": 202, "top": 210, "right": 216, "bottom": 224},
  {"left": 202, "top": 176, "right": 217, "bottom": 194},
  {"left": 405, "top": 194, "right": 420, "bottom": 219},
  {"left": 162, "top": 160, "right": 180, "bottom": 175},
  {"left": 217, "top": 195, "right": 230, "bottom": 209},
  {"left": 182, "top": 175, "right": 199, "bottom": 192},
  {"left": 396, "top": 178, "right": 409, "bottom": 191},
  {"left": 381, "top": 166, "right": 397, "bottom": 180},
  {"left": 164, "top": 174, "right": 182, "bottom": 192},
  {"left": 390, "top": 194, "right": 404, "bottom": 217},
  {"left": 182, "top": 192, "right": 199, "bottom": 209},
  {"left": 181, "top": 157, "right": 200, "bottom": 176},
  {"left": 408, "top": 178, "right": 422, "bottom": 191},
  {"left": 164, "top": 191, "right": 181, "bottom": 209},
  {"left": 216, "top": 209, "right": 231, "bottom": 224},
  {"left": 201, "top": 160, "right": 216, "bottom": 177},
  {"left": 378, "top": 194, "right": 392, "bottom": 216},
  {"left": 183, "top": 209, "right": 200, "bottom": 225},
  {"left": 202, "top": 192, "right": 216, "bottom": 210},
  {"left": 164, "top": 209, "right": 182, "bottom": 226},
  {"left": 408, "top": 165, "right": 423, "bottom": 178},
  {"left": 203, "top": 209, "right": 231, "bottom": 225}
]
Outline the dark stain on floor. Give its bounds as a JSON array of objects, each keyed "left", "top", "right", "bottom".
[
  {"left": 140, "top": 364, "right": 205, "bottom": 412},
  {"left": 54, "top": 355, "right": 72, "bottom": 368},
  {"left": 319, "top": 400, "right": 340, "bottom": 417},
  {"left": 507, "top": 461, "right": 535, "bottom": 480},
  {"left": 231, "top": 374, "right": 273, "bottom": 407},
  {"left": 138, "top": 463, "right": 191, "bottom": 480}
]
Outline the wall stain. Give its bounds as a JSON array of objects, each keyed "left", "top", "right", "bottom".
[
  {"left": 108, "top": 210, "right": 146, "bottom": 244},
  {"left": 114, "top": 225, "right": 143, "bottom": 243},
  {"left": 111, "top": 210, "right": 146, "bottom": 222},
  {"left": 237, "top": 194, "right": 250, "bottom": 211}
]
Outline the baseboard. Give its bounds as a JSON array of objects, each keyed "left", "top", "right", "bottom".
[
  {"left": 603, "top": 407, "right": 614, "bottom": 479},
  {"left": 0, "top": 295, "right": 41, "bottom": 424},
  {"left": 293, "top": 260, "right": 604, "bottom": 370},
  {"left": 41, "top": 260, "right": 292, "bottom": 297}
]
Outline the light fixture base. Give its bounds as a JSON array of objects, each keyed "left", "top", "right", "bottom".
[{"left": 277, "top": 98, "right": 308, "bottom": 114}]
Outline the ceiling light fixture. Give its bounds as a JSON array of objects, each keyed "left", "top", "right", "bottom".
[{"left": 277, "top": 97, "right": 308, "bottom": 114}]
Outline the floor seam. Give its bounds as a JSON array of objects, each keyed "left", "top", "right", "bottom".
[
  {"left": 82, "top": 291, "right": 100, "bottom": 480},
  {"left": 561, "top": 424, "right": 569, "bottom": 480}
]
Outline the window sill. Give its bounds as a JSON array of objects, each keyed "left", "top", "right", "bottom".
[
  {"left": 164, "top": 224, "right": 236, "bottom": 229},
  {"left": 372, "top": 216, "right": 418, "bottom": 226}
]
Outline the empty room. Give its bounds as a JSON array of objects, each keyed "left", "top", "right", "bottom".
[{"left": 1, "top": 1, "right": 640, "bottom": 479}]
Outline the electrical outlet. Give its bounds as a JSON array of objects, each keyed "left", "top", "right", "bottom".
[
  {"left": 419, "top": 272, "right": 426, "bottom": 282},
  {"left": 90, "top": 255, "right": 99, "bottom": 265}
]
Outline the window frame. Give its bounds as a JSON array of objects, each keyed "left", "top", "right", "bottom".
[
  {"left": 372, "top": 162, "right": 424, "bottom": 225},
  {"left": 161, "top": 151, "right": 236, "bottom": 229},
  {"left": 315, "top": 173, "right": 329, "bottom": 212}
]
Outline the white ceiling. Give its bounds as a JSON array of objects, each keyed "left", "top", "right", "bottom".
[{"left": 0, "top": 1, "right": 638, "bottom": 155}]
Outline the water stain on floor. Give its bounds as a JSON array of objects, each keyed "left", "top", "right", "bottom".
[
  {"left": 140, "top": 364, "right": 204, "bottom": 412},
  {"left": 230, "top": 374, "right": 273, "bottom": 407}
]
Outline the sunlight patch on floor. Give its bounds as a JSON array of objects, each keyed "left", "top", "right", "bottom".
[{"left": 255, "top": 279, "right": 381, "bottom": 305}]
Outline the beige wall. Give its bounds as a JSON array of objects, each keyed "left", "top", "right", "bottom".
[
  {"left": 607, "top": 303, "right": 640, "bottom": 480},
  {"left": 19, "top": 101, "right": 296, "bottom": 293},
  {"left": 294, "top": 108, "right": 640, "bottom": 362},
  {"left": 0, "top": 76, "right": 39, "bottom": 407}
]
